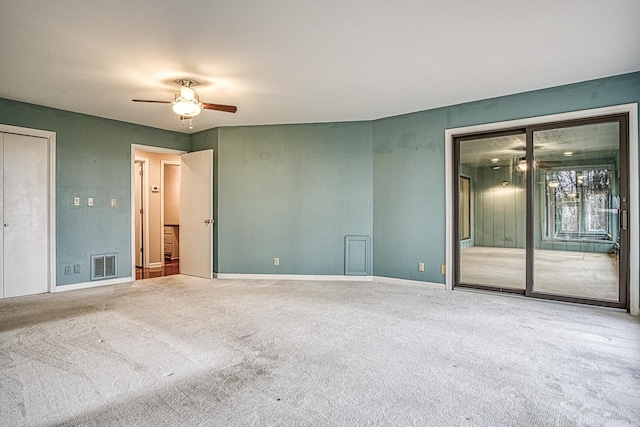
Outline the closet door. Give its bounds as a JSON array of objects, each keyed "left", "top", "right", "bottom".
[{"left": 2, "top": 133, "right": 49, "bottom": 298}]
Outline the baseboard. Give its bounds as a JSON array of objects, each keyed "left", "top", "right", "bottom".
[
  {"left": 373, "top": 276, "right": 446, "bottom": 290},
  {"left": 214, "top": 273, "right": 374, "bottom": 282},
  {"left": 54, "top": 277, "right": 133, "bottom": 292}
]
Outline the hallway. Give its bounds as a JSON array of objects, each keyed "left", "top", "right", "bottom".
[{"left": 135, "top": 258, "right": 179, "bottom": 280}]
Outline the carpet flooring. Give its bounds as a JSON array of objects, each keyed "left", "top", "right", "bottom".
[{"left": 1, "top": 276, "right": 639, "bottom": 426}]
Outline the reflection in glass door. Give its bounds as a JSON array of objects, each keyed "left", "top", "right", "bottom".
[
  {"left": 457, "top": 131, "right": 527, "bottom": 291},
  {"left": 455, "top": 114, "right": 629, "bottom": 308},
  {"left": 530, "top": 118, "right": 628, "bottom": 305}
]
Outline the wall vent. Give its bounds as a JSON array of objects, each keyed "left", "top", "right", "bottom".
[{"left": 91, "top": 254, "right": 117, "bottom": 281}]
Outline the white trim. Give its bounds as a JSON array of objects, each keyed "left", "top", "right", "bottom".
[
  {"left": 373, "top": 276, "right": 446, "bottom": 290},
  {"left": 54, "top": 277, "right": 133, "bottom": 292},
  {"left": 444, "top": 103, "right": 639, "bottom": 315},
  {"left": 629, "top": 106, "right": 639, "bottom": 316},
  {"left": 0, "top": 124, "right": 56, "bottom": 295},
  {"left": 131, "top": 144, "right": 186, "bottom": 280},
  {"left": 134, "top": 157, "right": 150, "bottom": 268},
  {"left": 215, "top": 273, "right": 374, "bottom": 281}
]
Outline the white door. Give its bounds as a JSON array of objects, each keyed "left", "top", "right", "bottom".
[
  {"left": 2, "top": 133, "right": 49, "bottom": 298},
  {"left": 179, "top": 150, "right": 213, "bottom": 278}
]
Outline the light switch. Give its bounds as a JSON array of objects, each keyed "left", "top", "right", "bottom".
[
  {"left": 74, "top": 197, "right": 80, "bottom": 206},
  {"left": 111, "top": 198, "right": 117, "bottom": 207},
  {"left": 88, "top": 197, "right": 94, "bottom": 206}
]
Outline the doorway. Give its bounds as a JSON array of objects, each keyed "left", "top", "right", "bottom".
[
  {"left": 453, "top": 114, "right": 630, "bottom": 309},
  {"left": 132, "top": 146, "right": 184, "bottom": 279},
  {"left": 131, "top": 146, "right": 215, "bottom": 280}
]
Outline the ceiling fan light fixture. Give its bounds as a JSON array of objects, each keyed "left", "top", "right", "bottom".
[
  {"left": 172, "top": 79, "right": 202, "bottom": 117},
  {"left": 516, "top": 159, "right": 527, "bottom": 171},
  {"left": 172, "top": 99, "right": 202, "bottom": 117},
  {"left": 180, "top": 86, "right": 196, "bottom": 101}
]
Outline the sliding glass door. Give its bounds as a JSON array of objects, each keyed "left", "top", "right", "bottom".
[
  {"left": 456, "top": 130, "right": 527, "bottom": 291},
  {"left": 455, "top": 114, "right": 629, "bottom": 308},
  {"left": 529, "top": 117, "right": 628, "bottom": 306}
]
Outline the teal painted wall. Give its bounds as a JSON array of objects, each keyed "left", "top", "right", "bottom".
[
  {"left": 0, "top": 99, "right": 189, "bottom": 285},
  {"left": 216, "top": 122, "right": 373, "bottom": 274},
  {"left": 1, "top": 71, "right": 638, "bottom": 287},
  {"left": 373, "top": 71, "right": 640, "bottom": 283}
]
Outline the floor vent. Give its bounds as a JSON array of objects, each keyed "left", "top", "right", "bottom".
[{"left": 91, "top": 254, "right": 117, "bottom": 280}]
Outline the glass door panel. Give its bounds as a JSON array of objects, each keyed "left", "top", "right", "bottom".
[
  {"left": 458, "top": 132, "right": 527, "bottom": 290},
  {"left": 532, "top": 121, "right": 622, "bottom": 302}
]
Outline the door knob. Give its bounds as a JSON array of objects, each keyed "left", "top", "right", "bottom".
[
  {"left": 3, "top": 223, "right": 7, "bottom": 227},
  {"left": 204, "top": 219, "right": 214, "bottom": 224}
]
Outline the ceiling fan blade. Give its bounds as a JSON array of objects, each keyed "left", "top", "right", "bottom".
[
  {"left": 132, "top": 99, "right": 171, "bottom": 104},
  {"left": 202, "top": 103, "right": 237, "bottom": 113}
]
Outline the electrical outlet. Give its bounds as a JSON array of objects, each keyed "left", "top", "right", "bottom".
[
  {"left": 418, "top": 262, "right": 425, "bottom": 272},
  {"left": 274, "top": 257, "right": 280, "bottom": 266},
  {"left": 74, "top": 264, "right": 81, "bottom": 274},
  {"left": 88, "top": 197, "right": 94, "bottom": 206},
  {"left": 64, "top": 265, "right": 72, "bottom": 275},
  {"left": 74, "top": 197, "right": 80, "bottom": 206},
  {"left": 441, "top": 264, "right": 446, "bottom": 274}
]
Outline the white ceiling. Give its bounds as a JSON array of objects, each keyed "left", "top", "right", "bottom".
[{"left": 1, "top": 0, "right": 639, "bottom": 134}]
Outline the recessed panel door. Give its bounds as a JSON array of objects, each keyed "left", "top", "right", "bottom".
[
  {"left": 179, "top": 150, "right": 213, "bottom": 278},
  {"left": 3, "top": 133, "right": 49, "bottom": 297}
]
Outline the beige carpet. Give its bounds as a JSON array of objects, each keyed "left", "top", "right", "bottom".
[
  {"left": 460, "top": 247, "right": 619, "bottom": 301},
  {"left": 1, "top": 276, "right": 639, "bottom": 426}
]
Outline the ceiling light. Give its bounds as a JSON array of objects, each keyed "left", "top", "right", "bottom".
[
  {"left": 548, "top": 181, "right": 560, "bottom": 188},
  {"left": 491, "top": 158, "right": 499, "bottom": 163},
  {"left": 564, "top": 151, "right": 574, "bottom": 157},
  {"left": 172, "top": 87, "right": 202, "bottom": 117},
  {"left": 172, "top": 101, "right": 202, "bottom": 117},
  {"left": 516, "top": 159, "right": 527, "bottom": 171}
]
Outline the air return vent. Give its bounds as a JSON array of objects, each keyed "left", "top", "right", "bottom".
[{"left": 91, "top": 254, "right": 117, "bottom": 280}]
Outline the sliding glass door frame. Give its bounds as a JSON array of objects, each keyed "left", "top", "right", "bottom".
[
  {"left": 453, "top": 127, "right": 527, "bottom": 294},
  {"left": 523, "top": 114, "right": 629, "bottom": 308},
  {"left": 453, "top": 113, "right": 630, "bottom": 309}
]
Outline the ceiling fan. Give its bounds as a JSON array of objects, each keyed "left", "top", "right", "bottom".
[
  {"left": 514, "top": 156, "right": 562, "bottom": 171},
  {"left": 132, "top": 79, "right": 237, "bottom": 129}
]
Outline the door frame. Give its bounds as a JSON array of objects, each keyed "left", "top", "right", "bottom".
[
  {"left": 0, "top": 124, "right": 56, "bottom": 295},
  {"left": 134, "top": 158, "right": 149, "bottom": 268},
  {"left": 130, "top": 144, "right": 186, "bottom": 279},
  {"left": 445, "top": 103, "right": 639, "bottom": 315}
]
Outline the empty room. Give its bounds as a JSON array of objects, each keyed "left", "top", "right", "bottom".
[{"left": 1, "top": 1, "right": 639, "bottom": 425}]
